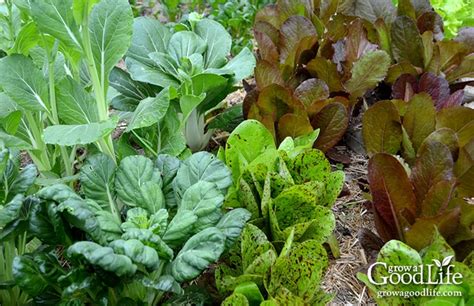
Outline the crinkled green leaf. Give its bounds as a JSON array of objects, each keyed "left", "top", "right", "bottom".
[
  {"left": 216, "top": 208, "right": 251, "bottom": 249},
  {"left": 115, "top": 155, "right": 163, "bottom": 212},
  {"left": 180, "top": 181, "right": 224, "bottom": 232},
  {"left": 174, "top": 152, "right": 232, "bottom": 200},
  {"left": 171, "top": 227, "right": 226, "bottom": 282},
  {"left": 67, "top": 241, "right": 137, "bottom": 276},
  {"left": 109, "top": 239, "right": 160, "bottom": 270}
]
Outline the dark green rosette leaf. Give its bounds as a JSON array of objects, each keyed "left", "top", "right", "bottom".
[
  {"left": 171, "top": 227, "right": 226, "bottom": 282},
  {"left": 109, "top": 239, "right": 160, "bottom": 270},
  {"left": 67, "top": 241, "right": 137, "bottom": 277}
]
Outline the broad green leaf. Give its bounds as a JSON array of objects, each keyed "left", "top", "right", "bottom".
[
  {"left": 57, "top": 77, "right": 99, "bottom": 124},
  {"left": 57, "top": 199, "right": 103, "bottom": 242},
  {"left": 216, "top": 208, "right": 251, "bottom": 249},
  {"left": 12, "top": 255, "right": 51, "bottom": 296},
  {"left": 226, "top": 120, "right": 277, "bottom": 182},
  {"left": 0, "top": 194, "right": 25, "bottom": 228},
  {"left": 127, "top": 17, "right": 172, "bottom": 65},
  {"left": 174, "top": 152, "right": 232, "bottom": 200},
  {"left": 36, "top": 184, "right": 82, "bottom": 203},
  {"left": 30, "top": 0, "right": 82, "bottom": 52},
  {"left": 67, "top": 241, "right": 137, "bottom": 276},
  {"left": 115, "top": 155, "right": 163, "bottom": 211},
  {"left": 157, "top": 106, "right": 187, "bottom": 156},
  {"left": 89, "top": 0, "right": 133, "bottom": 86},
  {"left": 96, "top": 210, "right": 122, "bottom": 242},
  {"left": 162, "top": 210, "right": 198, "bottom": 247},
  {"left": 179, "top": 181, "right": 224, "bottom": 232},
  {"left": 0, "top": 131, "right": 32, "bottom": 150},
  {"left": 109, "top": 67, "right": 160, "bottom": 105},
  {"left": 220, "top": 47, "right": 256, "bottom": 83},
  {"left": 10, "top": 22, "right": 40, "bottom": 55},
  {"left": 234, "top": 282, "right": 264, "bottom": 305},
  {"left": 8, "top": 164, "right": 37, "bottom": 198},
  {"left": 126, "top": 57, "right": 180, "bottom": 88},
  {"left": 126, "top": 88, "right": 171, "bottom": 131},
  {"left": 168, "top": 31, "right": 206, "bottom": 63},
  {"left": 195, "top": 19, "right": 232, "bottom": 68},
  {"left": 109, "top": 239, "right": 160, "bottom": 270},
  {"left": 180, "top": 94, "right": 205, "bottom": 123},
  {"left": 171, "top": 227, "right": 226, "bottom": 282},
  {"left": 73, "top": 0, "right": 100, "bottom": 24},
  {"left": 44, "top": 118, "right": 118, "bottom": 146},
  {"left": 362, "top": 101, "right": 402, "bottom": 156},
  {"left": 191, "top": 73, "right": 229, "bottom": 113},
  {"left": 391, "top": 16, "right": 425, "bottom": 67},
  {"left": 0, "top": 55, "right": 49, "bottom": 112},
  {"left": 141, "top": 275, "right": 182, "bottom": 294},
  {"left": 80, "top": 153, "right": 116, "bottom": 211},
  {"left": 156, "top": 154, "right": 181, "bottom": 207},
  {"left": 344, "top": 50, "right": 390, "bottom": 99},
  {"left": 29, "top": 200, "right": 69, "bottom": 245}
]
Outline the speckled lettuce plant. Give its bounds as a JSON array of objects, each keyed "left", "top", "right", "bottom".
[
  {"left": 0, "top": 151, "right": 250, "bottom": 304},
  {"left": 358, "top": 231, "right": 474, "bottom": 305},
  {"left": 218, "top": 224, "right": 332, "bottom": 305},
  {"left": 219, "top": 120, "right": 344, "bottom": 245}
]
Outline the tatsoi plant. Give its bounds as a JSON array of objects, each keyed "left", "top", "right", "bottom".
[
  {"left": 0, "top": 152, "right": 250, "bottom": 304},
  {"left": 219, "top": 120, "right": 344, "bottom": 247},
  {"left": 218, "top": 224, "right": 332, "bottom": 305},
  {"left": 0, "top": 149, "right": 37, "bottom": 305},
  {"left": 0, "top": 0, "right": 134, "bottom": 176},
  {"left": 358, "top": 231, "right": 474, "bottom": 305},
  {"left": 246, "top": 0, "right": 391, "bottom": 151},
  {"left": 113, "top": 15, "right": 255, "bottom": 154}
]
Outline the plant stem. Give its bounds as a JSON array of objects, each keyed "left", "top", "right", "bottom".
[
  {"left": 45, "top": 44, "right": 73, "bottom": 178},
  {"left": 81, "top": 3, "right": 116, "bottom": 162},
  {"left": 25, "top": 112, "right": 52, "bottom": 172}
]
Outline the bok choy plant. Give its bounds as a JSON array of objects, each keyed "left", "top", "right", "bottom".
[
  {"left": 0, "top": 0, "right": 134, "bottom": 177},
  {"left": 112, "top": 15, "right": 256, "bottom": 154}
]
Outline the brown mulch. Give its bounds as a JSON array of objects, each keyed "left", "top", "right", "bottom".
[{"left": 323, "top": 152, "right": 375, "bottom": 305}]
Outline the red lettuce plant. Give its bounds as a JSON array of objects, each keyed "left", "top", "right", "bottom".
[
  {"left": 244, "top": 0, "right": 392, "bottom": 151},
  {"left": 364, "top": 97, "right": 474, "bottom": 257},
  {"left": 246, "top": 0, "right": 474, "bottom": 153}
]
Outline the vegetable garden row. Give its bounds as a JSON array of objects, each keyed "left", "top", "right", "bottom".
[{"left": 0, "top": 0, "right": 473, "bottom": 305}]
